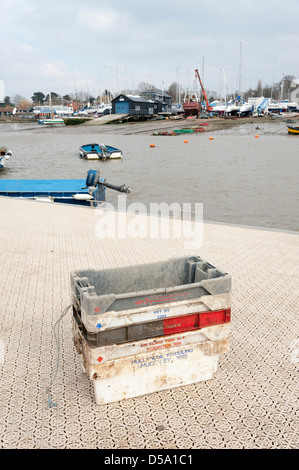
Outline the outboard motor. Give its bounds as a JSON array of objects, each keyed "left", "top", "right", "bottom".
[
  {"left": 83, "top": 169, "right": 131, "bottom": 203},
  {"left": 85, "top": 169, "right": 101, "bottom": 188}
]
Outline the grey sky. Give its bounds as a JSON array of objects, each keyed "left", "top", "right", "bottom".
[{"left": 1, "top": 0, "right": 298, "bottom": 100}]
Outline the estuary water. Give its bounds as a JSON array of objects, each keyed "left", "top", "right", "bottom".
[{"left": 0, "top": 120, "right": 298, "bottom": 232}]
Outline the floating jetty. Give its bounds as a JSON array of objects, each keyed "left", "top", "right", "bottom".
[
  {"left": 0, "top": 170, "right": 130, "bottom": 205},
  {"left": 0, "top": 196, "right": 297, "bottom": 448}
]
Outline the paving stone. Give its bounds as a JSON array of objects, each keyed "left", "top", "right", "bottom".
[{"left": 0, "top": 197, "right": 298, "bottom": 449}]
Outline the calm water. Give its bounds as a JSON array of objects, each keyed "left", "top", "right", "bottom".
[{"left": 0, "top": 121, "right": 298, "bottom": 232}]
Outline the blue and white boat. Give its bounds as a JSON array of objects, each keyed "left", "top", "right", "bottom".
[
  {"left": 0, "top": 146, "right": 12, "bottom": 170},
  {"left": 0, "top": 169, "right": 131, "bottom": 206},
  {"left": 79, "top": 143, "right": 122, "bottom": 160}
]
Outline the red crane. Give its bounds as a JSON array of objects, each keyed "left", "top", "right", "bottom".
[{"left": 195, "top": 69, "right": 213, "bottom": 112}]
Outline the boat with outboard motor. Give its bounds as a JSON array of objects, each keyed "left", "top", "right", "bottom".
[
  {"left": 0, "top": 146, "right": 12, "bottom": 170},
  {"left": 0, "top": 169, "right": 131, "bottom": 206},
  {"left": 79, "top": 143, "right": 122, "bottom": 160}
]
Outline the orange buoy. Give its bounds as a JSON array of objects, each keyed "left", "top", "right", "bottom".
[
  {"left": 184, "top": 139, "right": 188, "bottom": 143},
  {"left": 255, "top": 135, "right": 259, "bottom": 138},
  {"left": 150, "top": 143, "right": 155, "bottom": 148}
]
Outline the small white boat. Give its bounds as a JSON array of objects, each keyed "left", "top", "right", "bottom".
[
  {"left": 0, "top": 146, "right": 12, "bottom": 170},
  {"left": 79, "top": 143, "right": 122, "bottom": 160}
]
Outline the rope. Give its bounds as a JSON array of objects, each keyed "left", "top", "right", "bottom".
[
  {"left": 262, "top": 124, "right": 286, "bottom": 135},
  {"left": 45, "top": 304, "right": 72, "bottom": 409}
]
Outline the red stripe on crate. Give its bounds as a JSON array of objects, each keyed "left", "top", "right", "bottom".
[{"left": 163, "top": 309, "right": 231, "bottom": 335}]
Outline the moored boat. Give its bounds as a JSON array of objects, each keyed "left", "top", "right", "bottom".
[
  {"left": 287, "top": 124, "right": 299, "bottom": 135},
  {"left": 79, "top": 143, "right": 122, "bottom": 160},
  {"left": 0, "top": 146, "right": 12, "bottom": 170},
  {"left": 38, "top": 117, "right": 65, "bottom": 126}
]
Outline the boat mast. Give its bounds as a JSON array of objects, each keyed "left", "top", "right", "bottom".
[
  {"left": 176, "top": 66, "right": 180, "bottom": 104},
  {"left": 223, "top": 69, "right": 228, "bottom": 105},
  {"left": 271, "top": 61, "right": 276, "bottom": 100},
  {"left": 49, "top": 92, "right": 53, "bottom": 119},
  {"left": 239, "top": 42, "right": 243, "bottom": 100},
  {"left": 201, "top": 56, "right": 205, "bottom": 107}
]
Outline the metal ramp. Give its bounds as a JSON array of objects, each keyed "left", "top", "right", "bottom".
[{"left": 83, "top": 114, "right": 129, "bottom": 125}]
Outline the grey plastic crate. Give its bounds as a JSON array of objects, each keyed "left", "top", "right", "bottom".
[
  {"left": 71, "top": 256, "right": 231, "bottom": 336},
  {"left": 72, "top": 305, "right": 231, "bottom": 347}
]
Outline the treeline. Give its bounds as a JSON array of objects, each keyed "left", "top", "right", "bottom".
[{"left": 0, "top": 89, "right": 115, "bottom": 107}]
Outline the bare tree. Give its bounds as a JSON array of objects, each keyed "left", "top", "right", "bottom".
[
  {"left": 137, "top": 81, "right": 156, "bottom": 92},
  {"left": 256, "top": 79, "right": 263, "bottom": 96},
  {"left": 12, "top": 94, "right": 26, "bottom": 106},
  {"left": 18, "top": 99, "right": 32, "bottom": 109},
  {"left": 166, "top": 82, "right": 180, "bottom": 102}
]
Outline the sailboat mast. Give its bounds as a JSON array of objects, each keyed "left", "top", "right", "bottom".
[
  {"left": 49, "top": 92, "right": 53, "bottom": 119},
  {"left": 201, "top": 56, "right": 205, "bottom": 107},
  {"left": 239, "top": 42, "right": 243, "bottom": 99},
  {"left": 271, "top": 61, "right": 276, "bottom": 100}
]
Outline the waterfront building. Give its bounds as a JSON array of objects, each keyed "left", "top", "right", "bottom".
[
  {"left": 112, "top": 94, "right": 162, "bottom": 117},
  {"left": 33, "top": 105, "right": 73, "bottom": 116}
]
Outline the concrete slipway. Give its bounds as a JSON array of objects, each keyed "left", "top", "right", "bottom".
[{"left": 0, "top": 196, "right": 298, "bottom": 449}]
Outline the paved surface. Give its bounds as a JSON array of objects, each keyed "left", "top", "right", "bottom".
[{"left": 0, "top": 196, "right": 298, "bottom": 449}]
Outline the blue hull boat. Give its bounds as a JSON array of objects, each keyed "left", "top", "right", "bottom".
[
  {"left": 0, "top": 170, "right": 131, "bottom": 206},
  {"left": 79, "top": 143, "right": 122, "bottom": 160}
]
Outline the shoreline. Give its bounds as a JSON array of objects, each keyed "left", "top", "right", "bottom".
[
  {"left": 91, "top": 114, "right": 290, "bottom": 135},
  {"left": 81, "top": 114, "right": 294, "bottom": 135},
  {"left": 0, "top": 114, "right": 294, "bottom": 135}
]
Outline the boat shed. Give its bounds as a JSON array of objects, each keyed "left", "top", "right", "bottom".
[{"left": 111, "top": 94, "right": 162, "bottom": 117}]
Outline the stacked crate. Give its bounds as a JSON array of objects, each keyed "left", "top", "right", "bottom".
[{"left": 71, "top": 256, "right": 231, "bottom": 405}]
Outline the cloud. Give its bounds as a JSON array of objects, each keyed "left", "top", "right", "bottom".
[
  {"left": 0, "top": 37, "right": 92, "bottom": 97},
  {"left": 77, "top": 7, "right": 124, "bottom": 31},
  {"left": 0, "top": 0, "right": 298, "bottom": 99},
  {"left": 43, "top": 62, "right": 68, "bottom": 80}
]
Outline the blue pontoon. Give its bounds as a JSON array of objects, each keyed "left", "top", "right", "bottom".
[{"left": 0, "top": 170, "right": 131, "bottom": 206}]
